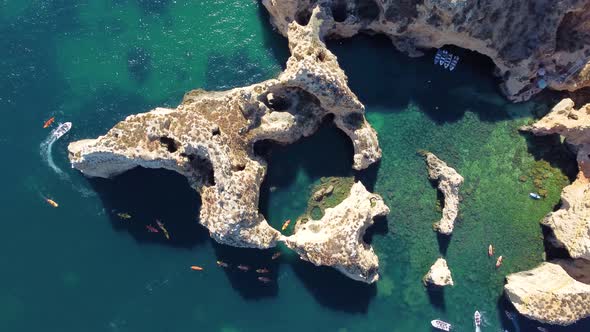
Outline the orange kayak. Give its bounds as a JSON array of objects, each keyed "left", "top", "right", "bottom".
[
  {"left": 281, "top": 219, "right": 291, "bottom": 231},
  {"left": 488, "top": 244, "right": 494, "bottom": 257},
  {"left": 43, "top": 117, "right": 55, "bottom": 128},
  {"left": 190, "top": 266, "right": 204, "bottom": 271},
  {"left": 496, "top": 256, "right": 503, "bottom": 268},
  {"left": 45, "top": 198, "right": 59, "bottom": 208}
]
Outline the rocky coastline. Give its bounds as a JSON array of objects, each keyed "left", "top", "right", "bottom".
[
  {"left": 263, "top": 0, "right": 590, "bottom": 101},
  {"left": 505, "top": 99, "right": 590, "bottom": 325},
  {"left": 69, "top": 7, "right": 387, "bottom": 283},
  {"left": 67, "top": 0, "right": 590, "bottom": 324},
  {"left": 285, "top": 181, "right": 390, "bottom": 283}
]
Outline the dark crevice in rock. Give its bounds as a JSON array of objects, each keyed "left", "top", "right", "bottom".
[
  {"left": 159, "top": 136, "right": 179, "bottom": 153},
  {"left": 331, "top": 2, "right": 347, "bottom": 22},
  {"left": 295, "top": 9, "right": 312, "bottom": 26},
  {"left": 185, "top": 152, "right": 215, "bottom": 187}
]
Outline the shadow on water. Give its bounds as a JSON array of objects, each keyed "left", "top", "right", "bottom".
[
  {"left": 211, "top": 243, "right": 279, "bottom": 299},
  {"left": 258, "top": 119, "right": 355, "bottom": 216},
  {"left": 426, "top": 287, "right": 446, "bottom": 311},
  {"left": 363, "top": 215, "right": 389, "bottom": 244},
  {"left": 436, "top": 233, "right": 451, "bottom": 256},
  {"left": 355, "top": 160, "right": 380, "bottom": 192},
  {"left": 291, "top": 259, "right": 377, "bottom": 313},
  {"left": 328, "top": 36, "right": 517, "bottom": 124},
  {"left": 256, "top": 2, "right": 290, "bottom": 70},
  {"left": 522, "top": 132, "right": 579, "bottom": 182},
  {"left": 88, "top": 167, "right": 209, "bottom": 248}
]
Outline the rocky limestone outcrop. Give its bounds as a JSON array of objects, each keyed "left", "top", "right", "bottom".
[
  {"left": 422, "top": 152, "right": 463, "bottom": 235},
  {"left": 284, "top": 181, "right": 390, "bottom": 283},
  {"left": 423, "top": 257, "right": 454, "bottom": 287},
  {"left": 505, "top": 261, "right": 590, "bottom": 325},
  {"left": 68, "top": 7, "right": 381, "bottom": 249},
  {"left": 524, "top": 98, "right": 590, "bottom": 260},
  {"left": 263, "top": 0, "right": 590, "bottom": 100},
  {"left": 506, "top": 98, "right": 590, "bottom": 325}
]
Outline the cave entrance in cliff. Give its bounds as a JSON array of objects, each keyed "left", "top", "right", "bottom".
[
  {"left": 255, "top": 116, "right": 356, "bottom": 230},
  {"left": 328, "top": 36, "right": 508, "bottom": 123},
  {"left": 88, "top": 167, "right": 209, "bottom": 248}
]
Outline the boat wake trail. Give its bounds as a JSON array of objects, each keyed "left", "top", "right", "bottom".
[
  {"left": 40, "top": 122, "right": 72, "bottom": 179},
  {"left": 40, "top": 137, "right": 65, "bottom": 177}
]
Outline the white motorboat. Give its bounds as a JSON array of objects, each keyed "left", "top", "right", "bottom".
[
  {"left": 529, "top": 192, "right": 541, "bottom": 200},
  {"left": 474, "top": 311, "right": 482, "bottom": 327},
  {"left": 51, "top": 122, "right": 72, "bottom": 140},
  {"left": 431, "top": 319, "right": 452, "bottom": 331},
  {"left": 443, "top": 54, "right": 452, "bottom": 68},
  {"left": 434, "top": 49, "right": 443, "bottom": 64}
]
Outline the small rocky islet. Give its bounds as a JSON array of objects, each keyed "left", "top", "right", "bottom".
[{"left": 67, "top": 0, "right": 590, "bottom": 328}]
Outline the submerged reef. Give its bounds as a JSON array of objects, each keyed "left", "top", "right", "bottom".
[
  {"left": 420, "top": 151, "right": 463, "bottom": 235},
  {"left": 506, "top": 98, "right": 590, "bottom": 325},
  {"left": 423, "top": 257, "right": 454, "bottom": 287},
  {"left": 69, "top": 7, "right": 386, "bottom": 282},
  {"left": 301, "top": 176, "right": 355, "bottom": 221},
  {"left": 263, "top": 0, "right": 590, "bottom": 100},
  {"left": 285, "top": 181, "right": 390, "bottom": 283}
]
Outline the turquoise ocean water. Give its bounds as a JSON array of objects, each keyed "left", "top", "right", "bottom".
[{"left": 1, "top": 1, "right": 588, "bottom": 331}]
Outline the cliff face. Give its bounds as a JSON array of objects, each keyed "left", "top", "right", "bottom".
[
  {"left": 505, "top": 261, "right": 590, "bottom": 325},
  {"left": 526, "top": 98, "right": 590, "bottom": 260},
  {"left": 68, "top": 7, "right": 381, "bottom": 249},
  {"left": 506, "top": 98, "right": 590, "bottom": 325},
  {"left": 263, "top": 0, "right": 590, "bottom": 101},
  {"left": 284, "top": 181, "right": 390, "bottom": 283},
  {"left": 422, "top": 152, "right": 463, "bottom": 235}
]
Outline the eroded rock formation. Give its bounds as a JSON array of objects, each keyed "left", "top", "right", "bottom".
[
  {"left": 263, "top": 0, "right": 590, "bottom": 100},
  {"left": 507, "top": 98, "right": 590, "bottom": 325},
  {"left": 505, "top": 261, "right": 590, "bottom": 325},
  {"left": 422, "top": 152, "right": 463, "bottom": 235},
  {"left": 284, "top": 181, "right": 390, "bottom": 283},
  {"left": 68, "top": 7, "right": 381, "bottom": 249},
  {"left": 525, "top": 98, "right": 590, "bottom": 260},
  {"left": 423, "top": 257, "right": 454, "bottom": 287}
]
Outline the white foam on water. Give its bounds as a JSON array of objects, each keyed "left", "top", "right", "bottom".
[{"left": 40, "top": 123, "right": 70, "bottom": 179}]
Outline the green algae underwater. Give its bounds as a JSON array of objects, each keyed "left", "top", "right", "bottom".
[{"left": 1, "top": 1, "right": 588, "bottom": 331}]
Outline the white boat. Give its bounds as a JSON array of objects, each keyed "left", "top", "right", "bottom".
[
  {"left": 537, "top": 327, "right": 549, "bottom": 332},
  {"left": 440, "top": 50, "right": 449, "bottom": 66},
  {"left": 449, "top": 55, "right": 460, "bottom": 71},
  {"left": 51, "top": 122, "right": 72, "bottom": 140},
  {"left": 443, "top": 53, "right": 453, "bottom": 68},
  {"left": 431, "top": 319, "right": 452, "bottom": 331},
  {"left": 434, "top": 49, "right": 443, "bottom": 64},
  {"left": 529, "top": 192, "right": 541, "bottom": 200},
  {"left": 474, "top": 311, "right": 481, "bottom": 327}
]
